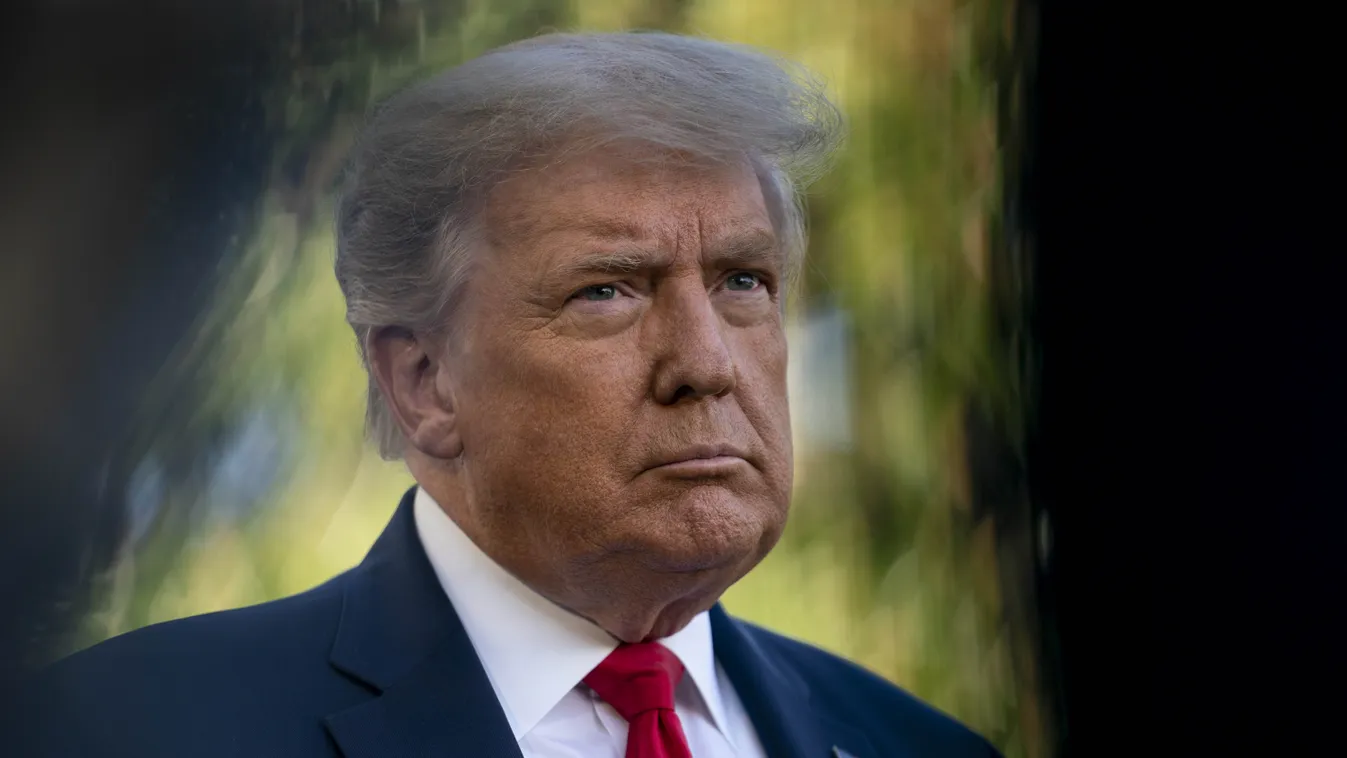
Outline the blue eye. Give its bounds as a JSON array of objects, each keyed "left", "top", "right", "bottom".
[
  {"left": 726, "top": 273, "right": 761, "bottom": 291},
  {"left": 576, "top": 284, "right": 618, "bottom": 301}
]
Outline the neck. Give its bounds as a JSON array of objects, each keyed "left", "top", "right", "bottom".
[{"left": 407, "top": 455, "right": 720, "bottom": 642}]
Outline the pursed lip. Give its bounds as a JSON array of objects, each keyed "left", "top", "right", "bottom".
[{"left": 646, "top": 443, "right": 750, "bottom": 471}]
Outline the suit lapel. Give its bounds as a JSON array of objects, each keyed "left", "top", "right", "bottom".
[
  {"left": 323, "top": 641, "right": 523, "bottom": 758},
  {"left": 710, "top": 605, "right": 876, "bottom": 758},
  {"left": 323, "top": 487, "right": 522, "bottom": 758}
]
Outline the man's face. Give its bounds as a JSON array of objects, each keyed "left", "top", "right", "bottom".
[{"left": 446, "top": 148, "right": 793, "bottom": 639}]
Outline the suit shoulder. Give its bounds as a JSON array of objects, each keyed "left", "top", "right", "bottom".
[
  {"left": 19, "top": 569, "right": 363, "bottom": 755},
  {"left": 737, "top": 619, "right": 1002, "bottom": 757},
  {"left": 49, "top": 568, "right": 350, "bottom": 679}
]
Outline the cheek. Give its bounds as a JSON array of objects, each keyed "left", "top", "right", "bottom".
[
  {"left": 462, "top": 330, "right": 645, "bottom": 463},
  {"left": 458, "top": 338, "right": 643, "bottom": 535},
  {"left": 733, "top": 327, "right": 793, "bottom": 465},
  {"left": 737, "top": 326, "right": 790, "bottom": 407}
]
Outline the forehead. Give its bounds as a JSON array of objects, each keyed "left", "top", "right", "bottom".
[{"left": 484, "top": 148, "right": 773, "bottom": 248}]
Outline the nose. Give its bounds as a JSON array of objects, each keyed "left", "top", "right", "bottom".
[{"left": 650, "top": 281, "right": 737, "bottom": 405}]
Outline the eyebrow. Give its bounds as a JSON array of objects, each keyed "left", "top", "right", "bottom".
[
  {"left": 541, "top": 226, "right": 781, "bottom": 288},
  {"left": 549, "top": 249, "right": 664, "bottom": 283},
  {"left": 708, "top": 229, "right": 782, "bottom": 269}
]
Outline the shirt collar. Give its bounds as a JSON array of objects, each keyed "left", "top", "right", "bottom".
[{"left": 412, "top": 486, "right": 732, "bottom": 740}]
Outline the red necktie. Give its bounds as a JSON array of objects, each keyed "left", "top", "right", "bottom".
[{"left": 583, "top": 642, "right": 694, "bottom": 758}]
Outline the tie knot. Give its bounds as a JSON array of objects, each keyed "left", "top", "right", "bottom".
[{"left": 583, "top": 642, "right": 685, "bottom": 722}]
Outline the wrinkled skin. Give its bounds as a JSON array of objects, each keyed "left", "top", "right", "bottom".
[{"left": 372, "top": 147, "right": 794, "bottom": 642}]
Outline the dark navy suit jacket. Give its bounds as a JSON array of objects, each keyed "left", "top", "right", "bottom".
[{"left": 18, "top": 488, "right": 1002, "bottom": 757}]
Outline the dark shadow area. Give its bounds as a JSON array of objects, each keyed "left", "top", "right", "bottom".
[
  {"left": 0, "top": 0, "right": 286, "bottom": 695},
  {"left": 1026, "top": 3, "right": 1340, "bottom": 754}
]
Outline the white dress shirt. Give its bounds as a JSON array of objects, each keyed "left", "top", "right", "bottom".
[{"left": 413, "top": 487, "right": 769, "bottom": 758}]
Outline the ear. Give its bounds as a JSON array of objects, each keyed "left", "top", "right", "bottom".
[{"left": 365, "top": 326, "right": 463, "bottom": 459}]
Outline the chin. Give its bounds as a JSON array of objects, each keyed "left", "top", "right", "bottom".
[
  {"left": 642, "top": 596, "right": 720, "bottom": 642},
  {"left": 637, "top": 485, "right": 782, "bottom": 576},
  {"left": 568, "top": 489, "right": 787, "bottom": 643}
]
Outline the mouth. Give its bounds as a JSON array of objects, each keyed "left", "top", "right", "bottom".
[{"left": 646, "top": 444, "right": 751, "bottom": 478}]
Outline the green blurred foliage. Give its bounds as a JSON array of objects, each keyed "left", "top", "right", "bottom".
[{"left": 76, "top": 1, "right": 1042, "bottom": 756}]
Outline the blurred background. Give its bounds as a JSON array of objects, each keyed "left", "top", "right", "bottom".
[{"left": 1, "top": 1, "right": 1052, "bottom": 756}]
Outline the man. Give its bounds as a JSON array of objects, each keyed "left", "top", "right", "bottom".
[{"left": 20, "top": 32, "right": 1002, "bottom": 757}]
